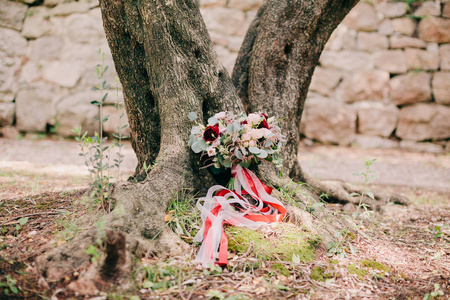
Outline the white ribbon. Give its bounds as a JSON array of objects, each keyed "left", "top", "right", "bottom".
[{"left": 193, "top": 166, "right": 286, "bottom": 267}]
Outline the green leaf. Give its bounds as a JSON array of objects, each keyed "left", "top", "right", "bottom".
[
  {"left": 142, "top": 280, "right": 154, "bottom": 289},
  {"left": 222, "top": 159, "right": 232, "bottom": 168},
  {"left": 91, "top": 86, "right": 99, "bottom": 91},
  {"left": 188, "top": 112, "right": 198, "bottom": 121},
  {"left": 10, "top": 286, "right": 18, "bottom": 294},
  {"left": 348, "top": 192, "right": 359, "bottom": 198},
  {"left": 366, "top": 191, "right": 374, "bottom": 200},
  {"left": 101, "top": 93, "right": 108, "bottom": 103},
  {"left": 18, "top": 217, "right": 28, "bottom": 226}
]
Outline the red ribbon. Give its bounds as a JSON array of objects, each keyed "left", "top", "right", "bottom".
[{"left": 201, "top": 166, "right": 286, "bottom": 266}]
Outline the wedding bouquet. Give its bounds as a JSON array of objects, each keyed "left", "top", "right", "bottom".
[
  {"left": 189, "top": 111, "right": 286, "bottom": 267},
  {"left": 188, "top": 111, "right": 284, "bottom": 170}
]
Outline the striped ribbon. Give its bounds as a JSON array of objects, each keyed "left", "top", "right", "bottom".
[{"left": 193, "top": 165, "right": 286, "bottom": 267}]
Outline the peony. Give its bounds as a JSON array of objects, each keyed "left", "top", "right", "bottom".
[
  {"left": 260, "top": 128, "right": 272, "bottom": 138},
  {"left": 214, "top": 112, "right": 227, "bottom": 119},
  {"left": 241, "top": 133, "right": 251, "bottom": 141},
  {"left": 206, "top": 146, "right": 216, "bottom": 157},
  {"left": 247, "top": 113, "right": 262, "bottom": 125},
  {"left": 203, "top": 125, "right": 220, "bottom": 142},
  {"left": 248, "top": 129, "right": 264, "bottom": 140},
  {"left": 258, "top": 119, "right": 269, "bottom": 129}
]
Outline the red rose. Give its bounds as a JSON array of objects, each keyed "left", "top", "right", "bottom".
[
  {"left": 261, "top": 113, "right": 268, "bottom": 120},
  {"left": 258, "top": 119, "right": 269, "bottom": 129},
  {"left": 240, "top": 120, "right": 248, "bottom": 125},
  {"left": 203, "top": 125, "right": 220, "bottom": 142}
]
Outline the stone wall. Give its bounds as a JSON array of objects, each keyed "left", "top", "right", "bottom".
[
  {"left": 301, "top": 0, "right": 450, "bottom": 153},
  {"left": 0, "top": 0, "right": 449, "bottom": 153}
]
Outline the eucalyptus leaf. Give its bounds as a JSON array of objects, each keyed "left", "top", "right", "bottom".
[
  {"left": 189, "top": 134, "right": 196, "bottom": 146},
  {"left": 257, "top": 149, "right": 268, "bottom": 158},
  {"left": 248, "top": 147, "right": 262, "bottom": 154},
  {"left": 223, "top": 159, "right": 232, "bottom": 168},
  {"left": 227, "top": 124, "right": 234, "bottom": 134},
  {"left": 191, "top": 126, "right": 200, "bottom": 134},
  {"left": 234, "top": 148, "right": 243, "bottom": 159},
  {"left": 191, "top": 142, "right": 202, "bottom": 153},
  {"left": 265, "top": 148, "right": 274, "bottom": 154},
  {"left": 188, "top": 112, "right": 198, "bottom": 121},
  {"left": 233, "top": 121, "right": 241, "bottom": 131},
  {"left": 240, "top": 160, "right": 252, "bottom": 168},
  {"left": 208, "top": 117, "right": 219, "bottom": 125},
  {"left": 240, "top": 146, "right": 247, "bottom": 156},
  {"left": 198, "top": 138, "right": 208, "bottom": 151}
]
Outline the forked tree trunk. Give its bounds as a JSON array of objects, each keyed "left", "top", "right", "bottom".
[{"left": 35, "top": 0, "right": 362, "bottom": 291}]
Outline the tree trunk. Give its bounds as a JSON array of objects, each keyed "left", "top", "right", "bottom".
[
  {"left": 36, "top": 0, "right": 406, "bottom": 293},
  {"left": 233, "top": 0, "right": 358, "bottom": 181}
]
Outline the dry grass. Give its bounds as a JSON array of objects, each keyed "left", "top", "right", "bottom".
[{"left": 0, "top": 166, "right": 449, "bottom": 299}]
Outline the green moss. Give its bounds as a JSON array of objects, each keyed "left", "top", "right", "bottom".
[
  {"left": 347, "top": 264, "right": 368, "bottom": 279},
  {"left": 226, "top": 223, "right": 320, "bottom": 262},
  {"left": 310, "top": 266, "right": 334, "bottom": 282},
  {"left": 329, "top": 260, "right": 339, "bottom": 265},
  {"left": 361, "top": 259, "right": 389, "bottom": 273},
  {"left": 271, "top": 263, "right": 290, "bottom": 277}
]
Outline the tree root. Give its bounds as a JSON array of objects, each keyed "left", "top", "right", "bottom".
[{"left": 35, "top": 165, "right": 191, "bottom": 294}]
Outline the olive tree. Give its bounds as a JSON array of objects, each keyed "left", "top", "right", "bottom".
[{"left": 36, "top": 0, "right": 405, "bottom": 290}]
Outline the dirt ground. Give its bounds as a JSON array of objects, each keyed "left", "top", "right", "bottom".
[{"left": 0, "top": 137, "right": 449, "bottom": 299}]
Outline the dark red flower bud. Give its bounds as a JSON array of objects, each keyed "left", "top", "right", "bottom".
[
  {"left": 203, "top": 125, "right": 220, "bottom": 142},
  {"left": 240, "top": 120, "right": 248, "bottom": 125},
  {"left": 258, "top": 119, "right": 269, "bottom": 129},
  {"left": 261, "top": 113, "right": 268, "bottom": 120}
]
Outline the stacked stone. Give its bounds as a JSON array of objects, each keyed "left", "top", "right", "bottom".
[
  {"left": 0, "top": 0, "right": 129, "bottom": 138},
  {"left": 300, "top": 0, "right": 450, "bottom": 152},
  {"left": 0, "top": 0, "right": 449, "bottom": 153}
]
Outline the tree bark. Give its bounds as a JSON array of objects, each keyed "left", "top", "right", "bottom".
[{"left": 233, "top": 0, "right": 359, "bottom": 180}]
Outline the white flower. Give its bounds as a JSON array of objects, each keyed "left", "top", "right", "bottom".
[
  {"left": 247, "top": 113, "right": 262, "bottom": 125},
  {"left": 243, "top": 141, "right": 249, "bottom": 147},
  {"left": 212, "top": 139, "right": 220, "bottom": 147},
  {"left": 249, "top": 140, "right": 257, "bottom": 147},
  {"left": 206, "top": 146, "right": 216, "bottom": 157},
  {"left": 219, "top": 123, "right": 227, "bottom": 133},
  {"left": 214, "top": 112, "right": 227, "bottom": 119}
]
